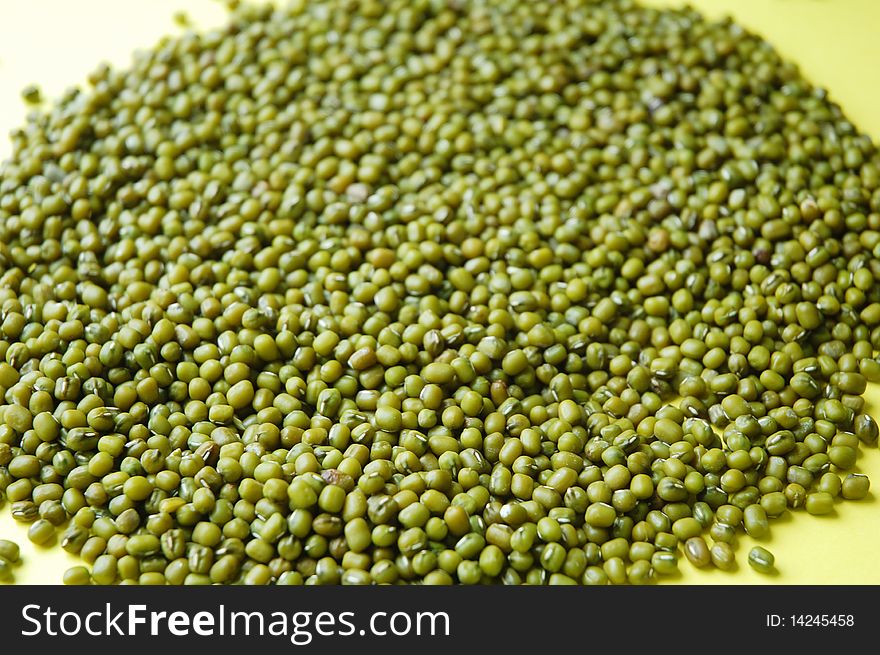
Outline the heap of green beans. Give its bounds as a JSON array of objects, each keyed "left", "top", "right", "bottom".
[{"left": 0, "top": 0, "right": 878, "bottom": 585}]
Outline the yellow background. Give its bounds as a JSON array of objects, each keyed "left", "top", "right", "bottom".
[{"left": 0, "top": 0, "right": 879, "bottom": 584}]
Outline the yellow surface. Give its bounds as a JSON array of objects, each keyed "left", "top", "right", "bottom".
[{"left": 1, "top": 0, "right": 879, "bottom": 584}]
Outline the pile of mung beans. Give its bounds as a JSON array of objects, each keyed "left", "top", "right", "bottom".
[{"left": 0, "top": 0, "right": 878, "bottom": 585}]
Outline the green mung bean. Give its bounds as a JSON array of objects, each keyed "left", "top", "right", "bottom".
[
  {"left": 841, "top": 474, "right": 871, "bottom": 500},
  {"left": 62, "top": 566, "right": 92, "bottom": 585},
  {"left": 806, "top": 493, "right": 835, "bottom": 516},
  {"left": 683, "top": 537, "right": 711, "bottom": 568},
  {"left": 0, "top": 559, "right": 14, "bottom": 582},
  {"left": 747, "top": 547, "right": 776, "bottom": 575},
  {"left": 0, "top": 540, "right": 21, "bottom": 563},
  {"left": 710, "top": 543, "right": 736, "bottom": 571}
]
